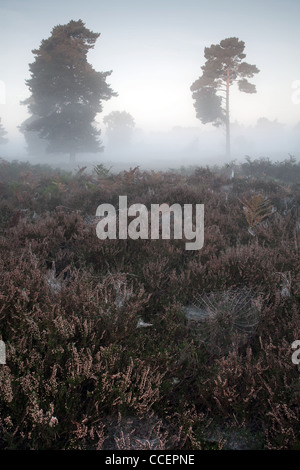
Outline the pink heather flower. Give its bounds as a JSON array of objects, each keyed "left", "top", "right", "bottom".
[{"left": 49, "top": 416, "right": 58, "bottom": 428}]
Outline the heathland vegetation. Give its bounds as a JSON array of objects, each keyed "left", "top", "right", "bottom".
[{"left": 0, "top": 156, "right": 299, "bottom": 449}]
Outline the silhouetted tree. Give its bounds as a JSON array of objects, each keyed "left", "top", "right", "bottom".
[
  {"left": 103, "top": 111, "right": 135, "bottom": 148},
  {"left": 22, "top": 19, "right": 117, "bottom": 163},
  {"left": 191, "top": 37, "right": 259, "bottom": 158},
  {"left": 0, "top": 118, "right": 8, "bottom": 145},
  {"left": 255, "top": 117, "right": 284, "bottom": 132}
]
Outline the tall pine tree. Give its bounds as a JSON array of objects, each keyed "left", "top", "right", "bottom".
[
  {"left": 191, "top": 37, "right": 259, "bottom": 158},
  {"left": 23, "top": 20, "right": 117, "bottom": 162}
]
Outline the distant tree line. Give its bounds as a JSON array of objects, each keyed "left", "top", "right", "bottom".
[{"left": 0, "top": 118, "right": 8, "bottom": 145}]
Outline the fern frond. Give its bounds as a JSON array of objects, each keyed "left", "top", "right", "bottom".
[{"left": 239, "top": 194, "right": 273, "bottom": 230}]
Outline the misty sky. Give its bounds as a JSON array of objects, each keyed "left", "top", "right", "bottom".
[{"left": 0, "top": 0, "right": 300, "bottom": 147}]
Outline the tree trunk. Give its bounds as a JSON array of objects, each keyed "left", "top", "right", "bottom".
[
  {"left": 69, "top": 151, "right": 76, "bottom": 164},
  {"left": 226, "top": 67, "right": 231, "bottom": 159}
]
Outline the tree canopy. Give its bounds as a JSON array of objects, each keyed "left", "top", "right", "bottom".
[
  {"left": 103, "top": 111, "right": 135, "bottom": 148},
  {"left": 22, "top": 19, "right": 117, "bottom": 162},
  {"left": 191, "top": 37, "right": 259, "bottom": 158}
]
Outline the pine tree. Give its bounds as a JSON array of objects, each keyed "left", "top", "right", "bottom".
[
  {"left": 191, "top": 37, "right": 259, "bottom": 158},
  {"left": 22, "top": 19, "right": 117, "bottom": 163}
]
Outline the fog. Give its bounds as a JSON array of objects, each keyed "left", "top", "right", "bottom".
[
  {"left": 1, "top": 118, "right": 299, "bottom": 172},
  {"left": 99, "top": 119, "right": 300, "bottom": 170}
]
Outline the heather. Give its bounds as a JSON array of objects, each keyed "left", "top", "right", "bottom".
[{"left": 0, "top": 157, "right": 299, "bottom": 450}]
